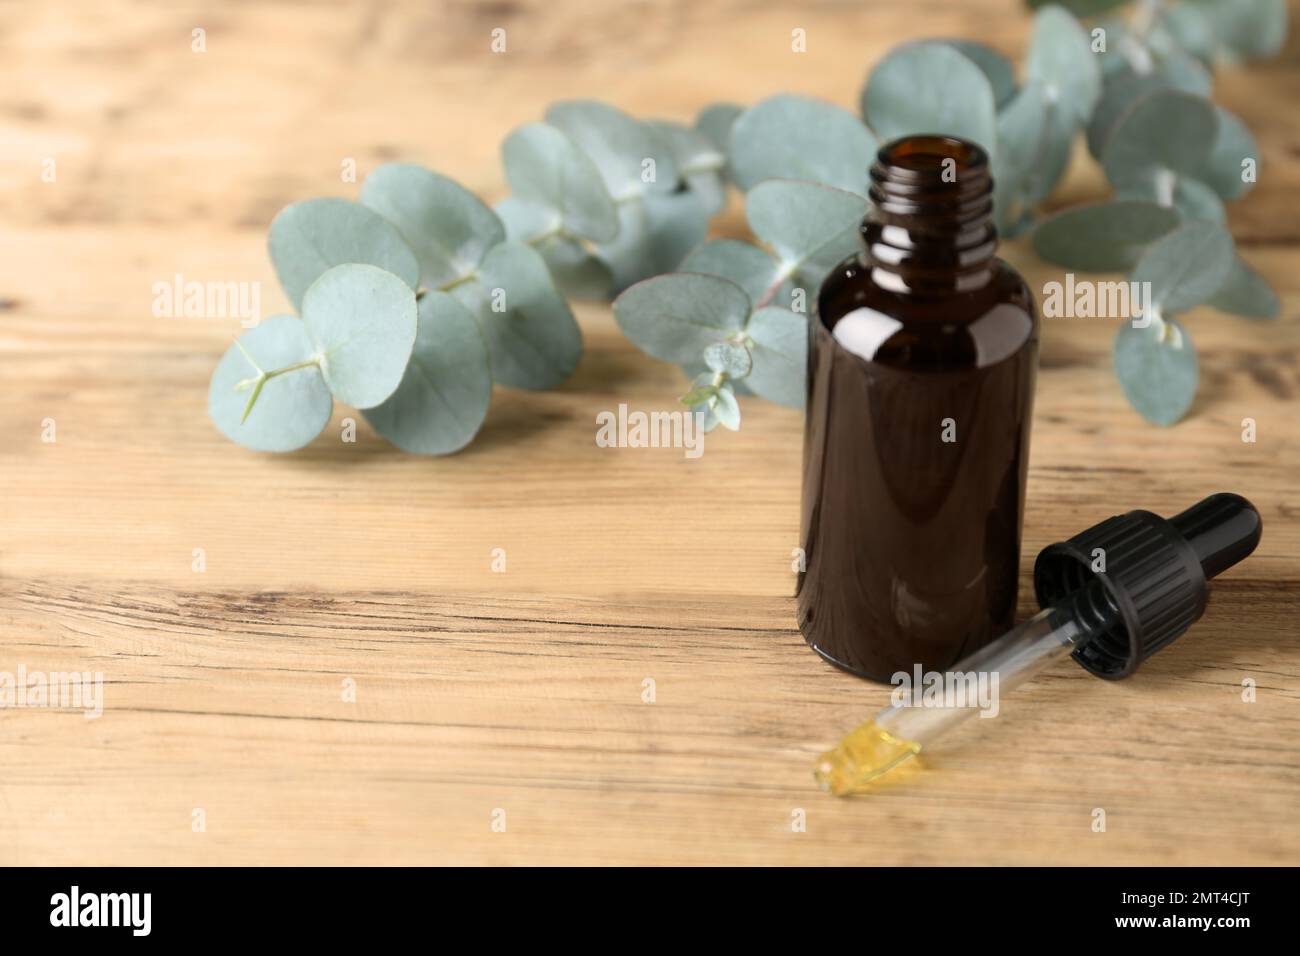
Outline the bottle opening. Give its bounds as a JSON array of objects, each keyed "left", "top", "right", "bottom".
[
  {"left": 878, "top": 135, "right": 989, "bottom": 179},
  {"left": 861, "top": 135, "right": 997, "bottom": 292}
]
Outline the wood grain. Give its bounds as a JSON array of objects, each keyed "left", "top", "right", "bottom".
[{"left": 1, "top": 0, "right": 1298, "bottom": 865}]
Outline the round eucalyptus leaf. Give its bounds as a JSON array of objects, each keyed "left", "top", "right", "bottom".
[
  {"left": 1116, "top": 176, "right": 1225, "bottom": 224},
  {"left": 1207, "top": 257, "right": 1280, "bottom": 321},
  {"left": 994, "top": 81, "right": 1048, "bottom": 226},
  {"left": 1027, "top": 0, "right": 1127, "bottom": 14},
  {"left": 861, "top": 41, "right": 998, "bottom": 156},
  {"left": 613, "top": 273, "right": 750, "bottom": 366},
  {"left": 301, "top": 263, "right": 418, "bottom": 409},
  {"left": 730, "top": 94, "right": 877, "bottom": 194},
  {"left": 545, "top": 100, "right": 678, "bottom": 200},
  {"left": 651, "top": 120, "right": 727, "bottom": 214},
  {"left": 1114, "top": 317, "right": 1198, "bottom": 427},
  {"left": 1171, "top": 178, "right": 1226, "bottom": 224},
  {"left": 532, "top": 233, "right": 613, "bottom": 301},
  {"left": 683, "top": 362, "right": 753, "bottom": 397},
  {"left": 746, "top": 179, "right": 869, "bottom": 288},
  {"left": 1155, "top": 45, "right": 1216, "bottom": 95},
  {"left": 1086, "top": 59, "right": 1210, "bottom": 159},
  {"left": 703, "top": 340, "right": 752, "bottom": 379},
  {"left": 1192, "top": 0, "right": 1288, "bottom": 61},
  {"left": 696, "top": 102, "right": 743, "bottom": 155},
  {"left": 680, "top": 381, "right": 719, "bottom": 407},
  {"left": 494, "top": 196, "right": 561, "bottom": 244},
  {"left": 595, "top": 192, "right": 710, "bottom": 293},
  {"left": 360, "top": 163, "right": 505, "bottom": 289},
  {"left": 501, "top": 122, "right": 619, "bottom": 242},
  {"left": 1131, "top": 222, "right": 1235, "bottom": 314},
  {"left": 712, "top": 384, "right": 741, "bottom": 431},
  {"left": 362, "top": 292, "right": 491, "bottom": 455},
  {"left": 1026, "top": 5, "right": 1101, "bottom": 125},
  {"left": 1194, "top": 107, "right": 1258, "bottom": 200},
  {"left": 1156, "top": 4, "right": 1217, "bottom": 63},
  {"left": 745, "top": 306, "right": 807, "bottom": 409},
  {"left": 450, "top": 241, "right": 581, "bottom": 391},
  {"left": 1025, "top": 105, "right": 1079, "bottom": 207},
  {"left": 945, "top": 40, "right": 1017, "bottom": 108},
  {"left": 681, "top": 239, "right": 787, "bottom": 307},
  {"left": 1101, "top": 90, "right": 1218, "bottom": 191},
  {"left": 268, "top": 198, "right": 420, "bottom": 312},
  {"left": 1032, "top": 200, "right": 1180, "bottom": 272},
  {"left": 208, "top": 315, "right": 332, "bottom": 452}
]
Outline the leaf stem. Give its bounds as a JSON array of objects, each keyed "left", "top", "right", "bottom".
[
  {"left": 232, "top": 356, "right": 322, "bottom": 424},
  {"left": 438, "top": 271, "right": 479, "bottom": 292},
  {"left": 754, "top": 263, "right": 797, "bottom": 310}
]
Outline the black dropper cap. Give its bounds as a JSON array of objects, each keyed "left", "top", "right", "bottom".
[{"left": 1032, "top": 493, "right": 1263, "bottom": 679}]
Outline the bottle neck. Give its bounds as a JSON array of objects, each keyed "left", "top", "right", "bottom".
[{"left": 860, "top": 136, "right": 997, "bottom": 296}]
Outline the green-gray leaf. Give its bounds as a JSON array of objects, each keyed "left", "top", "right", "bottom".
[
  {"left": 1115, "top": 317, "right": 1198, "bottom": 426},
  {"left": 301, "top": 263, "right": 418, "bottom": 409},
  {"left": 531, "top": 233, "right": 613, "bottom": 301},
  {"left": 595, "top": 191, "right": 710, "bottom": 293},
  {"left": 494, "top": 196, "right": 561, "bottom": 244},
  {"left": 745, "top": 306, "right": 807, "bottom": 409},
  {"left": 994, "top": 81, "right": 1048, "bottom": 228},
  {"left": 1027, "top": 0, "right": 1127, "bottom": 15},
  {"left": 362, "top": 291, "right": 491, "bottom": 454},
  {"left": 1187, "top": 0, "right": 1288, "bottom": 62},
  {"left": 746, "top": 179, "right": 869, "bottom": 289},
  {"left": 208, "top": 315, "right": 332, "bottom": 452},
  {"left": 501, "top": 122, "right": 619, "bottom": 242},
  {"left": 450, "top": 241, "right": 581, "bottom": 391},
  {"left": 360, "top": 163, "right": 505, "bottom": 289},
  {"left": 1026, "top": 5, "right": 1101, "bottom": 125},
  {"left": 861, "top": 41, "right": 998, "bottom": 156},
  {"left": 613, "top": 273, "right": 750, "bottom": 366},
  {"left": 680, "top": 382, "right": 719, "bottom": 407},
  {"left": 268, "top": 198, "right": 420, "bottom": 312},
  {"left": 1207, "top": 257, "right": 1280, "bottom": 320},
  {"left": 651, "top": 120, "right": 727, "bottom": 214},
  {"left": 696, "top": 102, "right": 743, "bottom": 155},
  {"left": 1032, "top": 201, "right": 1181, "bottom": 272},
  {"left": 730, "top": 94, "right": 877, "bottom": 194},
  {"left": 545, "top": 100, "right": 678, "bottom": 200},
  {"left": 1086, "top": 58, "right": 1211, "bottom": 159},
  {"left": 1101, "top": 90, "right": 1218, "bottom": 191},
  {"left": 703, "top": 340, "right": 752, "bottom": 379},
  {"left": 1193, "top": 106, "right": 1258, "bottom": 200},
  {"left": 681, "top": 239, "right": 788, "bottom": 307},
  {"left": 1131, "top": 222, "right": 1235, "bottom": 314},
  {"left": 1120, "top": 177, "right": 1225, "bottom": 224},
  {"left": 945, "top": 40, "right": 1018, "bottom": 109},
  {"left": 712, "top": 384, "right": 741, "bottom": 431}
]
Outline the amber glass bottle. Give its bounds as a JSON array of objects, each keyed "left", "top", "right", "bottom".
[{"left": 797, "top": 135, "right": 1038, "bottom": 682}]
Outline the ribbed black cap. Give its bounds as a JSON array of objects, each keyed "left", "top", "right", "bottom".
[{"left": 1032, "top": 494, "right": 1262, "bottom": 679}]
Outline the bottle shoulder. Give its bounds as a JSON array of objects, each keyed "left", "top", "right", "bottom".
[{"left": 815, "top": 255, "right": 1038, "bottom": 371}]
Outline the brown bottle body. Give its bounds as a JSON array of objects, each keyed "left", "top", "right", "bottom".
[{"left": 797, "top": 136, "right": 1038, "bottom": 682}]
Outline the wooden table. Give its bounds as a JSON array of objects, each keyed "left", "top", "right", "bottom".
[{"left": 2, "top": 0, "right": 1297, "bottom": 865}]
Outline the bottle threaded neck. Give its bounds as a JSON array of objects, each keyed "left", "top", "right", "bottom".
[{"left": 862, "top": 135, "right": 997, "bottom": 294}]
